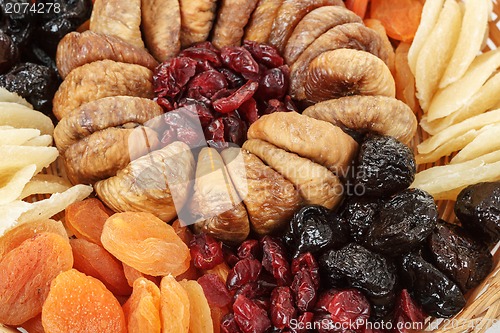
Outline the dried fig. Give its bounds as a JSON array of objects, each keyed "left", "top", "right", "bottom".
[
  {"left": 304, "top": 49, "right": 395, "bottom": 104},
  {"left": 243, "top": 139, "right": 344, "bottom": 209},
  {"left": 303, "top": 95, "right": 417, "bottom": 145},
  {"left": 191, "top": 148, "right": 250, "bottom": 245},
  {"left": 212, "top": 0, "right": 260, "bottom": 49},
  {"left": 268, "top": 0, "right": 345, "bottom": 53},
  {"left": 53, "top": 60, "right": 154, "bottom": 120},
  {"left": 244, "top": 0, "right": 284, "bottom": 43},
  {"left": 284, "top": 6, "right": 362, "bottom": 65},
  {"left": 54, "top": 96, "right": 164, "bottom": 154},
  {"left": 221, "top": 147, "right": 303, "bottom": 235},
  {"left": 142, "top": 0, "right": 181, "bottom": 61},
  {"left": 247, "top": 111, "right": 358, "bottom": 176},
  {"left": 56, "top": 31, "right": 158, "bottom": 79},
  {"left": 90, "top": 0, "right": 144, "bottom": 48},
  {"left": 95, "top": 141, "right": 195, "bottom": 222},
  {"left": 179, "top": 0, "right": 217, "bottom": 48},
  {"left": 290, "top": 22, "right": 388, "bottom": 101}
]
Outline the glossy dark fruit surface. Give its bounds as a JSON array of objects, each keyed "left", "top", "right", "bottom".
[
  {"left": 399, "top": 251, "right": 465, "bottom": 318},
  {"left": 364, "top": 189, "right": 438, "bottom": 256},
  {"left": 0, "top": 31, "right": 18, "bottom": 73},
  {"left": 455, "top": 181, "right": 500, "bottom": 245},
  {"left": 233, "top": 294, "right": 272, "bottom": 333},
  {"left": 261, "top": 236, "right": 292, "bottom": 287},
  {"left": 189, "top": 233, "right": 224, "bottom": 270},
  {"left": 355, "top": 135, "right": 416, "bottom": 197},
  {"left": 427, "top": 221, "right": 493, "bottom": 293},
  {"left": 0, "top": 0, "right": 34, "bottom": 48},
  {"left": 341, "top": 196, "right": 381, "bottom": 243},
  {"left": 270, "top": 286, "right": 296, "bottom": 330}
]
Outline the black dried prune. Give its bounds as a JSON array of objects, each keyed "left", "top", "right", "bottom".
[
  {"left": 455, "top": 181, "right": 500, "bottom": 245},
  {"left": 427, "top": 221, "right": 493, "bottom": 293},
  {"left": 399, "top": 251, "right": 465, "bottom": 318},
  {"left": 0, "top": 0, "right": 34, "bottom": 48},
  {"left": 0, "top": 30, "right": 18, "bottom": 73},
  {"left": 365, "top": 189, "right": 438, "bottom": 256},
  {"left": 0, "top": 62, "right": 58, "bottom": 113},
  {"left": 341, "top": 196, "right": 381, "bottom": 243},
  {"left": 355, "top": 135, "right": 416, "bottom": 197},
  {"left": 284, "top": 205, "right": 349, "bottom": 258}
]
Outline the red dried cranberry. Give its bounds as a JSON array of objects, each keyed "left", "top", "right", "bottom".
[
  {"left": 261, "top": 236, "right": 292, "bottom": 286},
  {"left": 177, "top": 99, "right": 214, "bottom": 127},
  {"left": 155, "top": 96, "right": 175, "bottom": 111},
  {"left": 161, "top": 129, "right": 176, "bottom": 146},
  {"left": 264, "top": 99, "right": 288, "bottom": 114},
  {"left": 315, "top": 289, "right": 340, "bottom": 313},
  {"left": 213, "top": 80, "right": 258, "bottom": 114},
  {"left": 237, "top": 240, "right": 262, "bottom": 261},
  {"left": 270, "top": 287, "right": 297, "bottom": 330},
  {"left": 238, "top": 98, "right": 259, "bottom": 124},
  {"left": 257, "top": 67, "right": 288, "bottom": 101},
  {"left": 284, "top": 95, "right": 298, "bottom": 112},
  {"left": 223, "top": 245, "right": 240, "bottom": 268},
  {"left": 223, "top": 114, "right": 247, "bottom": 146},
  {"left": 221, "top": 46, "right": 260, "bottom": 81},
  {"left": 392, "top": 290, "right": 427, "bottom": 333},
  {"left": 190, "top": 233, "right": 224, "bottom": 270},
  {"left": 205, "top": 118, "right": 226, "bottom": 147},
  {"left": 252, "top": 297, "right": 271, "bottom": 312},
  {"left": 291, "top": 270, "right": 317, "bottom": 312},
  {"left": 221, "top": 313, "right": 242, "bottom": 333},
  {"left": 291, "top": 253, "right": 320, "bottom": 289},
  {"left": 327, "top": 289, "right": 370, "bottom": 331},
  {"left": 233, "top": 295, "right": 272, "bottom": 333},
  {"left": 290, "top": 312, "right": 315, "bottom": 333},
  {"left": 197, "top": 274, "right": 232, "bottom": 308},
  {"left": 154, "top": 57, "right": 197, "bottom": 98},
  {"left": 187, "top": 70, "right": 228, "bottom": 99},
  {"left": 227, "top": 258, "right": 262, "bottom": 291},
  {"left": 313, "top": 313, "right": 338, "bottom": 333},
  {"left": 243, "top": 40, "right": 284, "bottom": 68},
  {"left": 179, "top": 46, "right": 222, "bottom": 67},
  {"left": 220, "top": 68, "right": 245, "bottom": 88}
]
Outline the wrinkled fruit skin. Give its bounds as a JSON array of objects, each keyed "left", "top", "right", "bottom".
[
  {"left": 398, "top": 251, "right": 465, "bottom": 318},
  {"left": 364, "top": 189, "right": 438, "bottom": 256},
  {"left": 455, "top": 181, "right": 500, "bottom": 245},
  {"left": 190, "top": 233, "right": 225, "bottom": 270},
  {"left": 233, "top": 295, "right": 272, "bottom": 333},
  {"left": 393, "top": 289, "right": 427, "bottom": 333},
  {"left": 327, "top": 289, "right": 371, "bottom": 331},
  {"left": 227, "top": 258, "right": 262, "bottom": 291},
  {"left": 355, "top": 135, "right": 416, "bottom": 197},
  {"left": 270, "top": 286, "right": 297, "bottom": 329},
  {"left": 426, "top": 221, "right": 493, "bottom": 293},
  {"left": 261, "top": 236, "right": 292, "bottom": 286},
  {"left": 341, "top": 196, "right": 381, "bottom": 243}
]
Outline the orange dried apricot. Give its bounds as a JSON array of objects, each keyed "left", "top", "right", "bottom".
[
  {"left": 65, "top": 198, "right": 110, "bottom": 246},
  {"left": 41, "top": 269, "right": 127, "bottom": 333},
  {"left": 370, "top": 0, "right": 423, "bottom": 42},
  {"left": 0, "top": 232, "right": 73, "bottom": 325},
  {"left": 20, "top": 314, "right": 45, "bottom": 333},
  {"left": 179, "top": 280, "right": 214, "bottom": 333},
  {"left": 176, "top": 262, "right": 200, "bottom": 281},
  {"left": 0, "top": 219, "right": 68, "bottom": 260},
  {"left": 122, "top": 262, "right": 160, "bottom": 287},
  {"left": 70, "top": 238, "right": 132, "bottom": 296},
  {"left": 160, "top": 275, "right": 190, "bottom": 333},
  {"left": 101, "top": 212, "right": 190, "bottom": 276},
  {"left": 123, "top": 278, "right": 161, "bottom": 333}
]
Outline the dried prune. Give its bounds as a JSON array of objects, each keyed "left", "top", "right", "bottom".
[
  {"left": 455, "top": 181, "right": 500, "bottom": 245},
  {"left": 0, "top": 62, "right": 58, "bottom": 113},
  {"left": 0, "top": 0, "right": 34, "bottom": 47},
  {"left": 365, "top": 189, "right": 438, "bottom": 256},
  {"left": 261, "top": 236, "right": 292, "bottom": 286},
  {"left": 341, "top": 196, "right": 381, "bottom": 243},
  {"left": 319, "top": 243, "right": 397, "bottom": 313},
  {"left": 284, "top": 205, "right": 349, "bottom": 258},
  {"left": 270, "top": 286, "right": 297, "bottom": 329},
  {"left": 427, "top": 221, "right": 493, "bottom": 293},
  {"left": 233, "top": 295, "right": 272, "bottom": 333},
  {"left": 0, "top": 31, "right": 18, "bottom": 73},
  {"left": 355, "top": 135, "right": 416, "bottom": 197},
  {"left": 398, "top": 252, "right": 465, "bottom": 318}
]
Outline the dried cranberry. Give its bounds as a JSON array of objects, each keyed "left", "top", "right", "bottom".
[
  {"left": 223, "top": 114, "right": 247, "bottom": 146},
  {"left": 238, "top": 98, "right": 260, "bottom": 124},
  {"left": 187, "top": 70, "right": 228, "bottom": 99},
  {"left": 205, "top": 118, "right": 226, "bottom": 147},
  {"left": 179, "top": 46, "right": 222, "bottom": 67},
  {"left": 291, "top": 253, "right": 320, "bottom": 289},
  {"left": 233, "top": 281, "right": 274, "bottom": 300},
  {"left": 257, "top": 67, "right": 288, "bottom": 100},
  {"left": 221, "top": 313, "right": 242, "bottom": 333},
  {"left": 190, "top": 233, "right": 224, "bottom": 270},
  {"left": 243, "top": 40, "right": 284, "bottom": 68},
  {"left": 284, "top": 96, "right": 298, "bottom": 112},
  {"left": 221, "top": 46, "right": 260, "bottom": 81},
  {"left": 313, "top": 313, "right": 338, "bottom": 333},
  {"left": 237, "top": 240, "right": 262, "bottom": 261},
  {"left": 291, "top": 270, "right": 317, "bottom": 312},
  {"left": 213, "top": 80, "right": 259, "bottom": 114},
  {"left": 161, "top": 107, "right": 206, "bottom": 147},
  {"left": 270, "top": 287, "right": 297, "bottom": 329},
  {"left": 315, "top": 289, "right": 340, "bottom": 313},
  {"left": 155, "top": 96, "right": 175, "bottom": 111},
  {"left": 328, "top": 289, "right": 370, "bottom": 330},
  {"left": 227, "top": 258, "right": 262, "bottom": 291},
  {"left": 264, "top": 99, "right": 288, "bottom": 114},
  {"left": 154, "top": 57, "right": 197, "bottom": 98},
  {"left": 220, "top": 68, "right": 245, "bottom": 88},
  {"left": 392, "top": 290, "right": 427, "bottom": 333},
  {"left": 252, "top": 297, "right": 271, "bottom": 312},
  {"left": 177, "top": 99, "right": 214, "bottom": 127},
  {"left": 223, "top": 245, "right": 240, "bottom": 268},
  {"left": 261, "top": 236, "right": 292, "bottom": 286},
  {"left": 233, "top": 295, "right": 272, "bottom": 333},
  {"left": 197, "top": 274, "right": 232, "bottom": 308}
]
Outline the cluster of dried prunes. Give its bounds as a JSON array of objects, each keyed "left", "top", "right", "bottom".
[{"left": 0, "top": 0, "right": 92, "bottom": 113}]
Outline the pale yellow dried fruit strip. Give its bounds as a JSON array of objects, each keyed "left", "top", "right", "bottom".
[
  {"left": 19, "top": 174, "right": 72, "bottom": 200},
  {"left": 0, "top": 164, "right": 36, "bottom": 205},
  {"left": 451, "top": 124, "right": 500, "bottom": 164},
  {"left": 0, "top": 88, "right": 32, "bottom": 109},
  {"left": 439, "top": 0, "right": 489, "bottom": 88},
  {"left": 427, "top": 48, "right": 500, "bottom": 121},
  {"left": 414, "top": 0, "right": 462, "bottom": 112},
  {"left": 0, "top": 102, "right": 53, "bottom": 135},
  {"left": 178, "top": 280, "right": 213, "bottom": 333}
]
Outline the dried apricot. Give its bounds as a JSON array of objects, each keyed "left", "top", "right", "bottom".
[
  {"left": 160, "top": 275, "right": 190, "bottom": 333},
  {"left": 370, "top": 0, "right": 423, "bottom": 42},
  {"left": 0, "top": 219, "right": 68, "bottom": 260},
  {"left": 41, "top": 269, "right": 127, "bottom": 333},
  {"left": 101, "top": 212, "right": 190, "bottom": 276},
  {"left": 0, "top": 232, "right": 73, "bottom": 325},
  {"left": 20, "top": 314, "right": 45, "bottom": 333},
  {"left": 123, "top": 263, "right": 160, "bottom": 287},
  {"left": 179, "top": 280, "right": 214, "bottom": 333},
  {"left": 65, "top": 198, "right": 110, "bottom": 246},
  {"left": 123, "top": 278, "right": 161, "bottom": 333},
  {"left": 70, "top": 238, "right": 132, "bottom": 296}
]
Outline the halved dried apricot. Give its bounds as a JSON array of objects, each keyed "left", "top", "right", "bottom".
[
  {"left": 122, "top": 262, "right": 160, "bottom": 287},
  {"left": 65, "top": 198, "right": 110, "bottom": 246},
  {"left": 179, "top": 280, "right": 214, "bottom": 333},
  {"left": 160, "top": 275, "right": 190, "bottom": 333},
  {"left": 101, "top": 212, "right": 190, "bottom": 276},
  {"left": 370, "top": 0, "right": 423, "bottom": 42},
  {"left": 123, "top": 278, "right": 161, "bottom": 333},
  {"left": 70, "top": 238, "right": 132, "bottom": 296},
  {"left": 0, "top": 232, "right": 73, "bottom": 325},
  {"left": 41, "top": 269, "right": 127, "bottom": 333}
]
